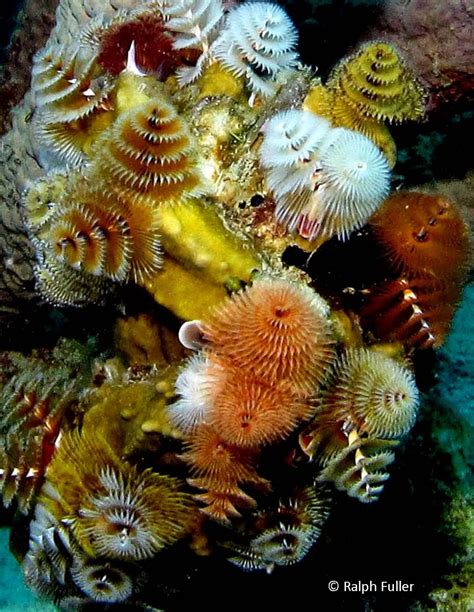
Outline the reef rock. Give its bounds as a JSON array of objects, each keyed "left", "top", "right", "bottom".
[
  {"left": 364, "top": 0, "right": 474, "bottom": 111},
  {"left": 0, "top": 0, "right": 59, "bottom": 136}
]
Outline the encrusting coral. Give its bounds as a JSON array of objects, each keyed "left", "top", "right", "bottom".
[
  {"left": 114, "top": 311, "right": 187, "bottom": 366},
  {"left": 23, "top": 43, "right": 262, "bottom": 312},
  {"left": 0, "top": 0, "right": 471, "bottom": 608},
  {"left": 78, "top": 359, "right": 180, "bottom": 459}
]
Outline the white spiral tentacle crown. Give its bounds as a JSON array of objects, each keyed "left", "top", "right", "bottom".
[
  {"left": 259, "top": 110, "right": 391, "bottom": 240},
  {"left": 158, "top": 0, "right": 225, "bottom": 84},
  {"left": 314, "top": 128, "right": 391, "bottom": 240},
  {"left": 214, "top": 2, "right": 299, "bottom": 97},
  {"left": 167, "top": 353, "right": 215, "bottom": 435},
  {"left": 260, "top": 110, "right": 331, "bottom": 231}
]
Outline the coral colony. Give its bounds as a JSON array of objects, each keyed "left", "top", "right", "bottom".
[{"left": 0, "top": 0, "right": 470, "bottom": 608}]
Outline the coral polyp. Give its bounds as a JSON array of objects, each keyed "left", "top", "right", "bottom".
[
  {"left": 214, "top": 2, "right": 299, "bottom": 98},
  {"left": 370, "top": 191, "right": 470, "bottom": 280},
  {"left": 201, "top": 279, "right": 335, "bottom": 394},
  {"left": 91, "top": 98, "right": 203, "bottom": 204}
]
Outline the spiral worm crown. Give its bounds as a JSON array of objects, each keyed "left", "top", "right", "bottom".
[{"left": 214, "top": 2, "right": 299, "bottom": 97}]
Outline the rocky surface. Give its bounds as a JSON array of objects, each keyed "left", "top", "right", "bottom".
[
  {"left": 0, "top": 0, "right": 59, "bottom": 135},
  {"left": 363, "top": 0, "right": 474, "bottom": 112}
]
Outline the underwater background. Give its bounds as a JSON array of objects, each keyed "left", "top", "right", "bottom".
[{"left": 0, "top": 0, "right": 472, "bottom": 610}]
